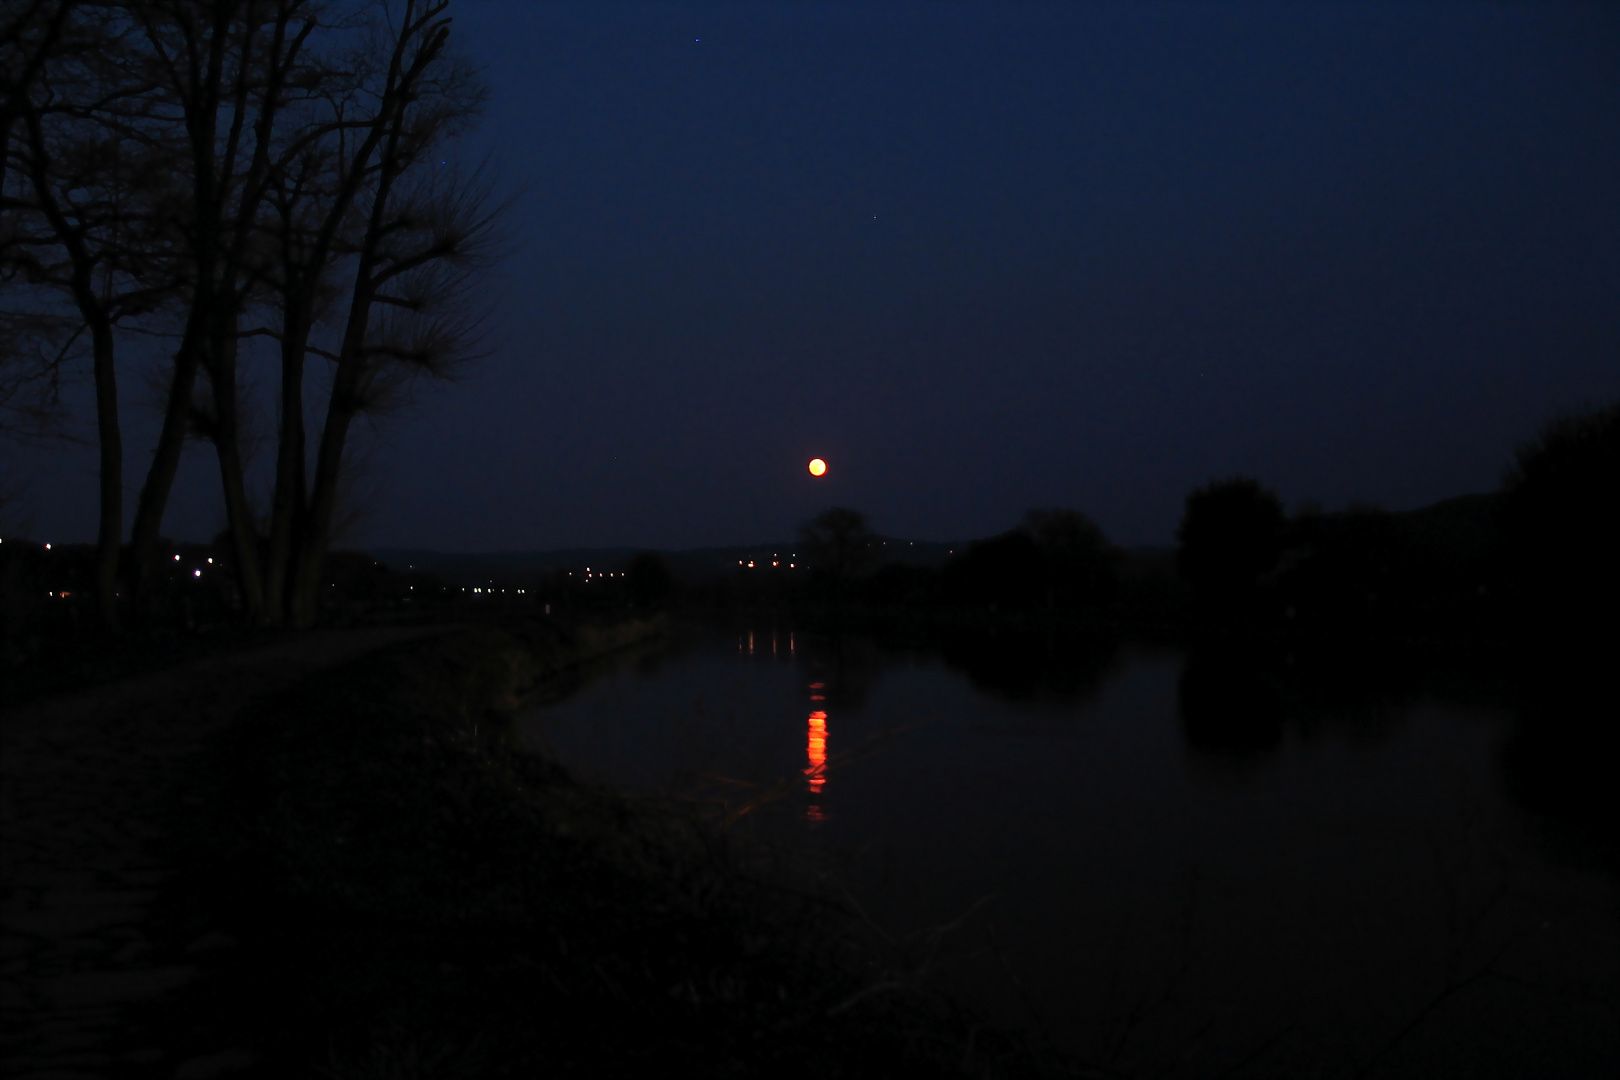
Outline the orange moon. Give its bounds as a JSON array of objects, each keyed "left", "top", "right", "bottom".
[{"left": 808, "top": 458, "right": 827, "bottom": 477}]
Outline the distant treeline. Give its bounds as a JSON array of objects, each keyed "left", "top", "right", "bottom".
[
  {"left": 0, "top": 540, "right": 451, "bottom": 652},
  {"left": 3, "top": 402, "right": 1614, "bottom": 666},
  {"left": 677, "top": 400, "right": 1619, "bottom": 650}
]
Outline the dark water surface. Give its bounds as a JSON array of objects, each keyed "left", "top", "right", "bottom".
[{"left": 517, "top": 621, "right": 1617, "bottom": 1078}]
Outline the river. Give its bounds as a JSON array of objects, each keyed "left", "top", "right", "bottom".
[{"left": 517, "top": 618, "right": 1616, "bottom": 1078}]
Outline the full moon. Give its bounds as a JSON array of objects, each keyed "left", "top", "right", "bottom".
[{"left": 808, "top": 458, "right": 827, "bottom": 477}]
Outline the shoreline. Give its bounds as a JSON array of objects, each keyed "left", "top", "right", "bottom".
[{"left": 150, "top": 615, "right": 1050, "bottom": 1077}]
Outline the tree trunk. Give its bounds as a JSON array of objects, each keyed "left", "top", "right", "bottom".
[
  {"left": 129, "top": 315, "right": 202, "bottom": 620},
  {"left": 18, "top": 94, "right": 124, "bottom": 634},
  {"left": 205, "top": 319, "right": 266, "bottom": 619},
  {"left": 263, "top": 299, "right": 311, "bottom": 624},
  {"left": 288, "top": 399, "right": 354, "bottom": 629},
  {"left": 289, "top": 273, "right": 376, "bottom": 628},
  {"left": 88, "top": 311, "right": 121, "bottom": 633},
  {"left": 129, "top": 5, "right": 231, "bottom": 622}
]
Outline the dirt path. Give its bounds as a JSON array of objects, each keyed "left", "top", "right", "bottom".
[{"left": 1, "top": 625, "right": 451, "bottom": 1080}]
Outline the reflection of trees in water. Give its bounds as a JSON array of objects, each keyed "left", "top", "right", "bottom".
[
  {"left": 1499, "top": 658, "right": 1616, "bottom": 870},
  {"left": 761, "top": 621, "right": 1122, "bottom": 711},
  {"left": 1177, "top": 641, "right": 1422, "bottom": 762},
  {"left": 791, "top": 630, "right": 891, "bottom": 713},
  {"left": 1178, "top": 649, "right": 1285, "bottom": 755},
  {"left": 1176, "top": 638, "right": 1616, "bottom": 862},
  {"left": 936, "top": 628, "right": 1120, "bottom": 707}
]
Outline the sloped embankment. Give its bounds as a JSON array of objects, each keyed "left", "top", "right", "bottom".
[{"left": 159, "top": 616, "right": 1042, "bottom": 1078}]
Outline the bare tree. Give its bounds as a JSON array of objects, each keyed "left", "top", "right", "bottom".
[
  {"left": 282, "top": 0, "right": 496, "bottom": 626},
  {"left": 240, "top": 0, "right": 495, "bottom": 624},
  {"left": 4, "top": 0, "right": 500, "bottom": 629},
  {"left": 2, "top": 0, "right": 176, "bottom": 630},
  {"left": 120, "top": 0, "right": 337, "bottom": 621}
]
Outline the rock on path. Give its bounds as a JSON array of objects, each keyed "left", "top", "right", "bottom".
[{"left": 1, "top": 625, "right": 448, "bottom": 1079}]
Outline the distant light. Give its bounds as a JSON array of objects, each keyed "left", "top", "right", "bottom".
[
  {"left": 207, "top": 558, "right": 213, "bottom": 564},
  {"left": 808, "top": 458, "right": 827, "bottom": 477},
  {"left": 44, "top": 543, "right": 51, "bottom": 550},
  {"left": 174, "top": 554, "right": 180, "bottom": 561},
  {"left": 193, "top": 569, "right": 201, "bottom": 577},
  {"left": 748, "top": 561, "right": 755, "bottom": 568}
]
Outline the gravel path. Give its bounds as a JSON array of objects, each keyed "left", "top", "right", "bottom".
[{"left": 1, "top": 625, "right": 449, "bottom": 1080}]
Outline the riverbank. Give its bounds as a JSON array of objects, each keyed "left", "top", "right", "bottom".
[{"left": 152, "top": 615, "right": 1049, "bottom": 1077}]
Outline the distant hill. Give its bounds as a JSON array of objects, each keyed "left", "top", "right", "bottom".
[
  {"left": 368, "top": 547, "right": 645, "bottom": 586},
  {"left": 1387, "top": 491, "right": 1501, "bottom": 563},
  {"left": 368, "top": 538, "right": 966, "bottom": 586},
  {"left": 369, "top": 496, "right": 1498, "bottom": 590}
]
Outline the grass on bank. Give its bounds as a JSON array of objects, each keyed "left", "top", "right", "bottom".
[{"left": 152, "top": 616, "right": 1057, "bottom": 1079}]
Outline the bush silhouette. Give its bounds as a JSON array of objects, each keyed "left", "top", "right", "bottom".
[{"left": 1177, "top": 477, "right": 1284, "bottom": 622}]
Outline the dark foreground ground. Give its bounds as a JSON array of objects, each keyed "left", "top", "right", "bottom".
[
  {"left": 1, "top": 624, "right": 449, "bottom": 1078},
  {"left": 2, "top": 617, "right": 1053, "bottom": 1079}
]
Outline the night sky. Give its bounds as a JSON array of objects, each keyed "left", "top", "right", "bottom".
[{"left": 23, "top": 0, "right": 1620, "bottom": 551}]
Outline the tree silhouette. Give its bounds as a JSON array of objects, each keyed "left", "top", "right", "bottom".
[
  {"left": 626, "top": 551, "right": 673, "bottom": 608},
  {"left": 7, "top": 0, "right": 502, "bottom": 629},
  {"left": 1177, "top": 476, "right": 1284, "bottom": 623},
  {"left": 1024, "top": 507, "right": 1118, "bottom": 609},
  {"left": 286, "top": 2, "right": 498, "bottom": 627},
  {"left": 1498, "top": 401, "right": 1620, "bottom": 639},
  {"left": 3, "top": 0, "right": 177, "bottom": 630},
  {"left": 799, "top": 507, "right": 877, "bottom": 597},
  {"left": 942, "top": 529, "right": 1042, "bottom": 609},
  {"left": 941, "top": 508, "right": 1118, "bottom": 612}
]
